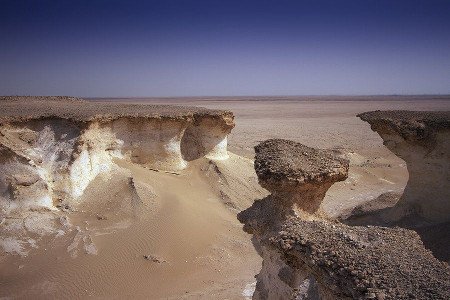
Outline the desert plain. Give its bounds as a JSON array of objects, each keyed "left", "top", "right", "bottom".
[{"left": 1, "top": 95, "right": 449, "bottom": 299}]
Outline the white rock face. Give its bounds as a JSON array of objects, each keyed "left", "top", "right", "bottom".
[
  {"left": 68, "top": 122, "right": 119, "bottom": 199},
  {"left": 109, "top": 118, "right": 188, "bottom": 170},
  {"left": 181, "top": 116, "right": 232, "bottom": 161},
  {"left": 205, "top": 136, "right": 229, "bottom": 160},
  {"left": 254, "top": 245, "right": 322, "bottom": 299},
  {"left": 1, "top": 120, "right": 81, "bottom": 212},
  {"left": 0, "top": 115, "right": 233, "bottom": 213}
]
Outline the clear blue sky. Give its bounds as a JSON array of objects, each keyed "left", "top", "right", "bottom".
[{"left": 1, "top": 0, "right": 449, "bottom": 97}]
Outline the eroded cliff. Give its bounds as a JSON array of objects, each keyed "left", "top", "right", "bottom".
[
  {"left": 0, "top": 96, "right": 234, "bottom": 213},
  {"left": 358, "top": 110, "right": 450, "bottom": 223},
  {"left": 238, "top": 139, "right": 450, "bottom": 299}
]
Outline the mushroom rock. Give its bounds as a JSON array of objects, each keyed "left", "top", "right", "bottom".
[
  {"left": 253, "top": 139, "right": 349, "bottom": 218},
  {"left": 0, "top": 96, "right": 234, "bottom": 213},
  {"left": 238, "top": 139, "right": 450, "bottom": 300},
  {"left": 358, "top": 110, "right": 450, "bottom": 223}
]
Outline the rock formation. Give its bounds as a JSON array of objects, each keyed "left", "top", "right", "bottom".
[
  {"left": 253, "top": 139, "right": 348, "bottom": 218},
  {"left": 358, "top": 110, "right": 450, "bottom": 223},
  {"left": 238, "top": 139, "right": 450, "bottom": 299},
  {"left": 0, "top": 96, "right": 234, "bottom": 213}
]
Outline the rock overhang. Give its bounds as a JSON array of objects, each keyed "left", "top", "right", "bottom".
[
  {"left": 357, "top": 110, "right": 450, "bottom": 147},
  {"left": 357, "top": 110, "right": 450, "bottom": 128},
  {"left": 358, "top": 110, "right": 450, "bottom": 223},
  {"left": 254, "top": 139, "right": 349, "bottom": 192}
]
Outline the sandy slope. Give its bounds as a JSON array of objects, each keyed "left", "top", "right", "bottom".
[{"left": 0, "top": 154, "right": 266, "bottom": 299}]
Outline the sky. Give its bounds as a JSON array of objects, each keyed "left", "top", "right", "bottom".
[{"left": 1, "top": 0, "right": 450, "bottom": 97}]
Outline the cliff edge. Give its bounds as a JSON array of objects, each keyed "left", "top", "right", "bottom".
[{"left": 358, "top": 110, "right": 450, "bottom": 223}]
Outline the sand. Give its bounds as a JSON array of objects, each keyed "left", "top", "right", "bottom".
[
  {"left": 1, "top": 154, "right": 265, "bottom": 299},
  {"left": 1, "top": 96, "right": 449, "bottom": 299}
]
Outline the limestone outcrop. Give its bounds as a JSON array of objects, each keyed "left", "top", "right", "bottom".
[
  {"left": 358, "top": 110, "right": 450, "bottom": 223},
  {"left": 0, "top": 96, "right": 234, "bottom": 213},
  {"left": 238, "top": 139, "right": 450, "bottom": 299}
]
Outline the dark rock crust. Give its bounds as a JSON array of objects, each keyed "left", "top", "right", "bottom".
[
  {"left": 277, "top": 219, "right": 450, "bottom": 299},
  {"left": 254, "top": 139, "right": 349, "bottom": 189},
  {"left": 0, "top": 96, "right": 234, "bottom": 127},
  {"left": 358, "top": 110, "right": 450, "bottom": 148},
  {"left": 358, "top": 110, "right": 450, "bottom": 129}
]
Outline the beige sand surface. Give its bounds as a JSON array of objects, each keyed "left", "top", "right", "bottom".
[
  {"left": 2, "top": 96, "right": 449, "bottom": 299},
  {"left": 1, "top": 154, "right": 266, "bottom": 299}
]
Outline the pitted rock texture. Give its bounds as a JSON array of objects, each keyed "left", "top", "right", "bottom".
[
  {"left": 276, "top": 219, "right": 450, "bottom": 300},
  {"left": 358, "top": 110, "right": 450, "bottom": 149},
  {"left": 239, "top": 139, "right": 450, "bottom": 300},
  {"left": 255, "top": 139, "right": 349, "bottom": 187},
  {"left": 0, "top": 96, "right": 234, "bottom": 213},
  {"left": 0, "top": 96, "right": 234, "bottom": 124},
  {"left": 358, "top": 110, "right": 450, "bottom": 222},
  {"left": 254, "top": 139, "right": 349, "bottom": 215}
]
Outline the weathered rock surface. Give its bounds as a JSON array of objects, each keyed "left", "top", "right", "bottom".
[
  {"left": 0, "top": 96, "right": 234, "bottom": 213},
  {"left": 254, "top": 139, "right": 348, "bottom": 216},
  {"left": 275, "top": 219, "right": 449, "bottom": 299},
  {"left": 238, "top": 139, "right": 450, "bottom": 299},
  {"left": 358, "top": 110, "right": 450, "bottom": 222}
]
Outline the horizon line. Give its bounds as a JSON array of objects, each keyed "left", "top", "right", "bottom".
[{"left": 3, "top": 94, "right": 450, "bottom": 99}]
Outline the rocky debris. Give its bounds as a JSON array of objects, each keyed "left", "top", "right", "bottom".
[
  {"left": 67, "top": 227, "right": 98, "bottom": 258},
  {"left": 358, "top": 110, "right": 450, "bottom": 222},
  {"left": 56, "top": 203, "right": 73, "bottom": 212},
  {"left": 277, "top": 219, "right": 449, "bottom": 299},
  {"left": 238, "top": 139, "right": 450, "bottom": 300},
  {"left": 0, "top": 211, "right": 70, "bottom": 257},
  {"left": 143, "top": 254, "right": 167, "bottom": 263},
  {"left": 59, "top": 216, "right": 71, "bottom": 228},
  {"left": 95, "top": 214, "right": 107, "bottom": 220},
  {"left": 127, "top": 177, "right": 142, "bottom": 203}
]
